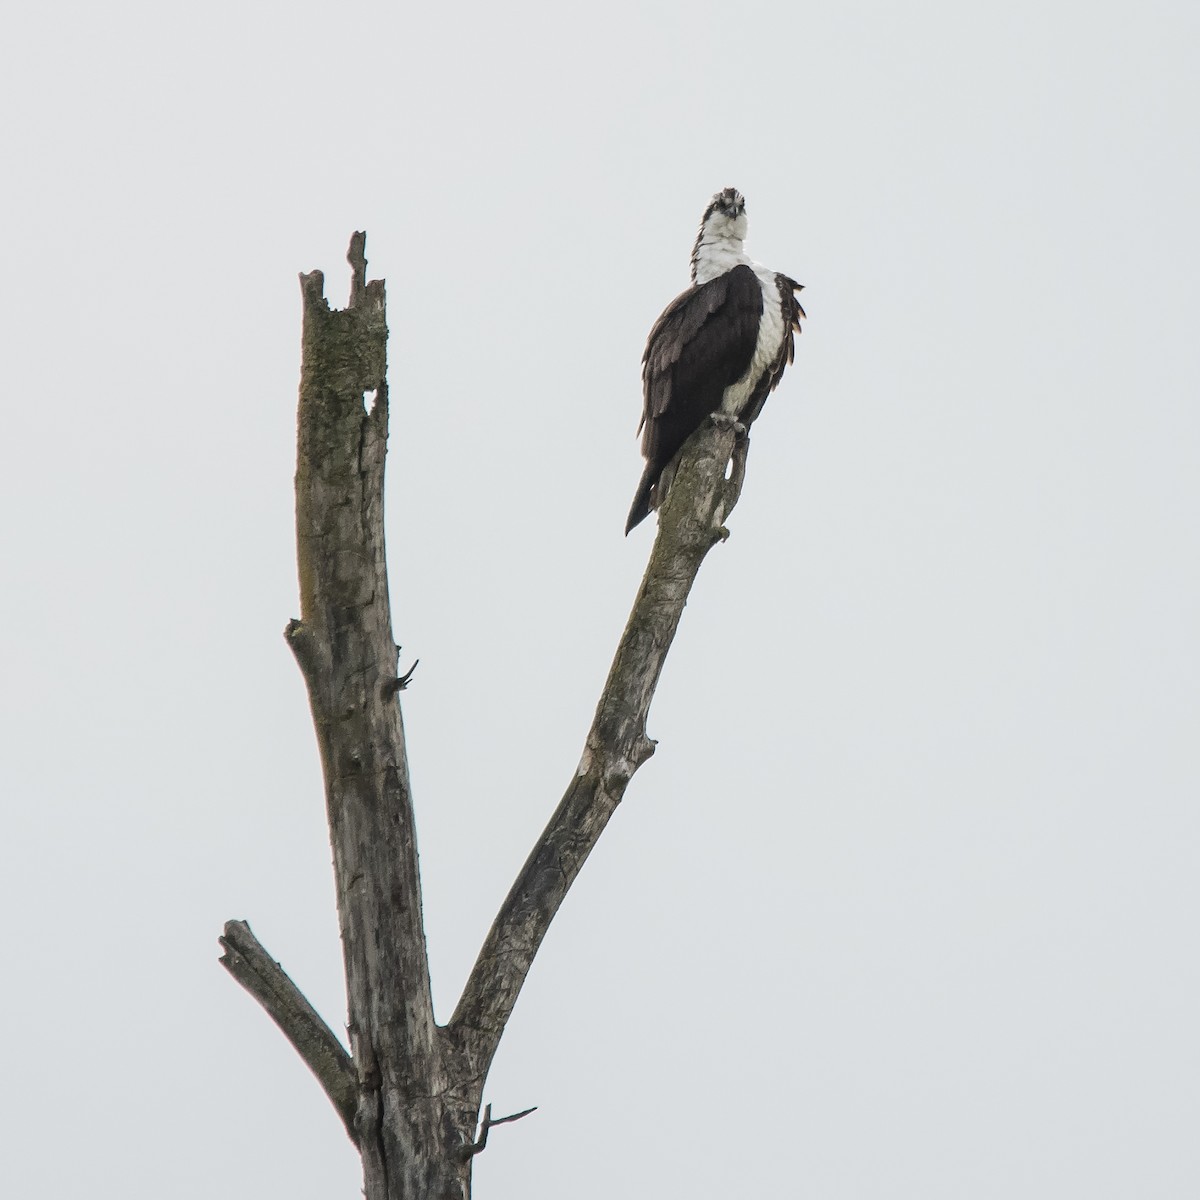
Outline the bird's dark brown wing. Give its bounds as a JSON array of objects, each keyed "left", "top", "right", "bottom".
[
  {"left": 625, "top": 265, "right": 763, "bottom": 533},
  {"left": 640, "top": 264, "right": 763, "bottom": 460}
]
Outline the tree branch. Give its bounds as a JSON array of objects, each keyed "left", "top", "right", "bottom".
[
  {"left": 448, "top": 417, "right": 748, "bottom": 1077},
  {"left": 291, "top": 237, "right": 452, "bottom": 1195},
  {"left": 222, "top": 233, "right": 752, "bottom": 1197},
  {"left": 219, "top": 919, "right": 358, "bottom": 1143},
  {"left": 292, "top": 238, "right": 436, "bottom": 1045}
]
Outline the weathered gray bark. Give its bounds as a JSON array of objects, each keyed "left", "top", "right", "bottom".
[{"left": 220, "top": 234, "right": 750, "bottom": 1199}]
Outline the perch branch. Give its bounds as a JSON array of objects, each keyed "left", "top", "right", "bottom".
[
  {"left": 448, "top": 418, "right": 748, "bottom": 1078},
  {"left": 219, "top": 920, "right": 358, "bottom": 1143}
]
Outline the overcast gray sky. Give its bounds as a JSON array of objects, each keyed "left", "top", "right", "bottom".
[{"left": 3, "top": 1, "right": 1199, "bottom": 1196}]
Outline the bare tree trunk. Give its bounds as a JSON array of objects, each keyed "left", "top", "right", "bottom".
[{"left": 220, "top": 234, "right": 751, "bottom": 1199}]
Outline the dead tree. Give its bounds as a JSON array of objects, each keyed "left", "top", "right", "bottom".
[{"left": 219, "top": 233, "right": 752, "bottom": 1200}]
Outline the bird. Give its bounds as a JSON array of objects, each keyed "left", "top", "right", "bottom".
[{"left": 625, "top": 187, "right": 804, "bottom": 535}]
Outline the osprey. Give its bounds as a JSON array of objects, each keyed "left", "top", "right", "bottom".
[{"left": 625, "top": 187, "right": 805, "bottom": 534}]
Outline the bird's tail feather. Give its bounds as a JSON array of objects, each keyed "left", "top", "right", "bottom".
[{"left": 624, "top": 462, "right": 659, "bottom": 536}]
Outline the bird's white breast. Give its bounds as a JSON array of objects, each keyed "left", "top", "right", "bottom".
[{"left": 720, "top": 265, "right": 786, "bottom": 416}]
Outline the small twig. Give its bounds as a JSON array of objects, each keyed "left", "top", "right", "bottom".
[
  {"left": 381, "top": 658, "right": 419, "bottom": 698},
  {"left": 284, "top": 618, "right": 330, "bottom": 689},
  {"left": 458, "top": 1102, "right": 538, "bottom": 1160},
  {"left": 219, "top": 919, "right": 359, "bottom": 1144}
]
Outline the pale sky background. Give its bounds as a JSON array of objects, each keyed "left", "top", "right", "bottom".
[{"left": 3, "top": 1, "right": 1199, "bottom": 1197}]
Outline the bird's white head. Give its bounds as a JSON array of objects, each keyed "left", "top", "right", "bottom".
[{"left": 691, "top": 187, "right": 750, "bottom": 284}]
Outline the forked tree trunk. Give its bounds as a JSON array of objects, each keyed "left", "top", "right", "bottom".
[{"left": 219, "top": 234, "right": 753, "bottom": 1199}]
